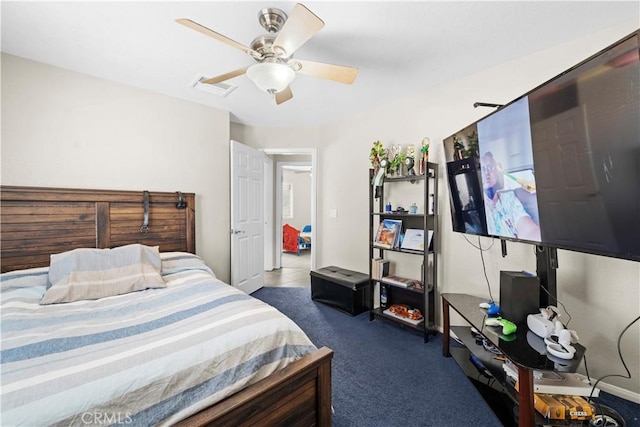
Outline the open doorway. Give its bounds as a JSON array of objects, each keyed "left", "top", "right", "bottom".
[
  {"left": 262, "top": 149, "right": 317, "bottom": 287},
  {"left": 280, "top": 164, "right": 312, "bottom": 269}
]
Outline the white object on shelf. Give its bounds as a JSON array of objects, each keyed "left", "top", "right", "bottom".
[
  {"left": 504, "top": 361, "right": 599, "bottom": 397},
  {"left": 381, "top": 275, "right": 418, "bottom": 288},
  {"left": 400, "top": 229, "right": 425, "bottom": 251},
  {"left": 533, "top": 372, "right": 600, "bottom": 397}
]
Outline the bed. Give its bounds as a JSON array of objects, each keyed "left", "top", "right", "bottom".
[{"left": 0, "top": 186, "right": 333, "bottom": 427}]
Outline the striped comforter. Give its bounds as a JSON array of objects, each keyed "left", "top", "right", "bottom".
[{"left": 0, "top": 254, "right": 317, "bottom": 426}]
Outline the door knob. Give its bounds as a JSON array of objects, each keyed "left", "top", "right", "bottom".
[{"left": 230, "top": 229, "right": 245, "bottom": 234}]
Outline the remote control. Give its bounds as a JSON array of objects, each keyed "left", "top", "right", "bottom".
[
  {"left": 485, "top": 317, "right": 517, "bottom": 335},
  {"left": 479, "top": 301, "right": 500, "bottom": 316},
  {"left": 469, "top": 354, "right": 493, "bottom": 378}
]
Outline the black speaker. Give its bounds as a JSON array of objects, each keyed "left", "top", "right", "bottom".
[{"left": 499, "top": 271, "right": 540, "bottom": 326}]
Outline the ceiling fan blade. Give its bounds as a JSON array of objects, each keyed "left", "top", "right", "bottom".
[
  {"left": 292, "top": 59, "right": 358, "bottom": 84},
  {"left": 273, "top": 4, "right": 324, "bottom": 57},
  {"left": 275, "top": 86, "right": 294, "bottom": 105},
  {"left": 201, "top": 66, "right": 250, "bottom": 85},
  {"left": 176, "top": 18, "right": 261, "bottom": 58}
]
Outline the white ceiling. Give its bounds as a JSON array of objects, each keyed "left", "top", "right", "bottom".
[{"left": 2, "top": 1, "right": 638, "bottom": 128}]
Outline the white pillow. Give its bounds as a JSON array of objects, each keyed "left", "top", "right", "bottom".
[
  {"left": 0, "top": 267, "right": 50, "bottom": 291},
  {"left": 41, "top": 244, "right": 165, "bottom": 305},
  {"left": 160, "top": 252, "right": 215, "bottom": 277}
]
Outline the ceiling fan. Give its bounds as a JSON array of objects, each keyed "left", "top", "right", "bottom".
[{"left": 176, "top": 3, "right": 358, "bottom": 105}]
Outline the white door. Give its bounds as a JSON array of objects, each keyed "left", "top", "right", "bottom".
[{"left": 230, "top": 140, "right": 265, "bottom": 294}]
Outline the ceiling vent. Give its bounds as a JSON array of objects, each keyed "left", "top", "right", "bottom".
[{"left": 190, "top": 74, "right": 237, "bottom": 97}]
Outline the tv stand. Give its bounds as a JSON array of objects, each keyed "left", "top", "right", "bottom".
[
  {"left": 536, "top": 245, "right": 557, "bottom": 307},
  {"left": 442, "top": 293, "right": 586, "bottom": 427}
]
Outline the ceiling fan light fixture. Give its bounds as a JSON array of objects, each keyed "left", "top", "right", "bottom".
[{"left": 246, "top": 62, "right": 295, "bottom": 94}]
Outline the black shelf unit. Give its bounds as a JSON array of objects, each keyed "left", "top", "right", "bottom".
[
  {"left": 442, "top": 293, "right": 589, "bottom": 427},
  {"left": 368, "top": 163, "right": 438, "bottom": 342}
]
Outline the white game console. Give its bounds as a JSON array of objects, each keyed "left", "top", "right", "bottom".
[
  {"left": 527, "top": 306, "right": 580, "bottom": 360},
  {"left": 527, "top": 312, "right": 555, "bottom": 338},
  {"left": 502, "top": 360, "right": 599, "bottom": 397}
]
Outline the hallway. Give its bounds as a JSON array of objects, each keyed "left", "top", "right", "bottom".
[{"left": 264, "top": 250, "right": 311, "bottom": 287}]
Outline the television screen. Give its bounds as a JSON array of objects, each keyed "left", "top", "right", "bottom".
[
  {"left": 444, "top": 30, "right": 640, "bottom": 261},
  {"left": 478, "top": 97, "right": 542, "bottom": 242},
  {"left": 444, "top": 127, "right": 486, "bottom": 236},
  {"left": 530, "top": 32, "right": 640, "bottom": 260}
]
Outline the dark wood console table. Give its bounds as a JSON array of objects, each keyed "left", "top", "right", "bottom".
[{"left": 442, "top": 293, "right": 586, "bottom": 427}]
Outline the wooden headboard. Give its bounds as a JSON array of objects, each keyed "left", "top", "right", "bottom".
[{"left": 1, "top": 186, "right": 195, "bottom": 273}]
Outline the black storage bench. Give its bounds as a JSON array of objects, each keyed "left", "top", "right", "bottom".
[{"left": 310, "top": 266, "right": 371, "bottom": 316}]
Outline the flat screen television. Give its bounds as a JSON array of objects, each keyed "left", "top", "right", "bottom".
[{"left": 443, "top": 30, "right": 640, "bottom": 262}]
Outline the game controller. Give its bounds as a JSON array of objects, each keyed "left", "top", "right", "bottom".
[
  {"left": 485, "top": 317, "right": 517, "bottom": 335},
  {"left": 479, "top": 301, "right": 500, "bottom": 316},
  {"left": 546, "top": 342, "right": 576, "bottom": 360},
  {"left": 544, "top": 328, "right": 579, "bottom": 360}
]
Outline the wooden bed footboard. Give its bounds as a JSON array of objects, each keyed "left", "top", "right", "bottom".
[{"left": 176, "top": 347, "right": 334, "bottom": 427}]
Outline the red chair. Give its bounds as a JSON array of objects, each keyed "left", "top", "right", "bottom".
[{"left": 283, "top": 224, "right": 301, "bottom": 255}]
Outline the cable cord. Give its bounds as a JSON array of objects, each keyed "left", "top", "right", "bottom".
[
  {"left": 582, "top": 355, "right": 606, "bottom": 419},
  {"left": 463, "top": 234, "right": 495, "bottom": 251},
  {"left": 531, "top": 246, "right": 573, "bottom": 326},
  {"left": 476, "top": 236, "right": 495, "bottom": 302},
  {"left": 462, "top": 234, "right": 495, "bottom": 301},
  {"left": 586, "top": 315, "right": 640, "bottom": 418},
  {"left": 538, "top": 283, "right": 573, "bottom": 327}
]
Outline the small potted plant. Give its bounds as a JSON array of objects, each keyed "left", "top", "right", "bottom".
[
  {"left": 370, "top": 140, "right": 387, "bottom": 173},
  {"left": 453, "top": 135, "right": 465, "bottom": 160},
  {"left": 371, "top": 141, "right": 390, "bottom": 196},
  {"left": 420, "top": 138, "right": 430, "bottom": 174},
  {"left": 389, "top": 149, "right": 405, "bottom": 176},
  {"left": 465, "top": 131, "right": 479, "bottom": 159}
]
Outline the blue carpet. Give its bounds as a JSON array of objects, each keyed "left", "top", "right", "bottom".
[
  {"left": 253, "top": 287, "right": 640, "bottom": 427},
  {"left": 253, "top": 287, "right": 503, "bottom": 426}
]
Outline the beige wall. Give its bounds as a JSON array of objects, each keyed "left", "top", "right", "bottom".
[
  {"left": 1, "top": 54, "right": 232, "bottom": 282},
  {"left": 282, "top": 168, "right": 312, "bottom": 231},
  {"left": 234, "top": 21, "right": 640, "bottom": 399},
  {"left": 230, "top": 123, "right": 320, "bottom": 149}
]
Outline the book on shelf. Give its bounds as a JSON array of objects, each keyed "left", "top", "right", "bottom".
[
  {"left": 384, "top": 219, "right": 402, "bottom": 248},
  {"left": 399, "top": 229, "right": 434, "bottom": 252},
  {"left": 371, "top": 258, "right": 390, "bottom": 280},
  {"left": 373, "top": 219, "right": 402, "bottom": 249},
  {"left": 381, "top": 275, "right": 421, "bottom": 289},
  {"left": 400, "top": 229, "right": 425, "bottom": 251}
]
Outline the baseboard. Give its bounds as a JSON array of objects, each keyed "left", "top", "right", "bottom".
[{"left": 574, "top": 373, "right": 640, "bottom": 404}]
